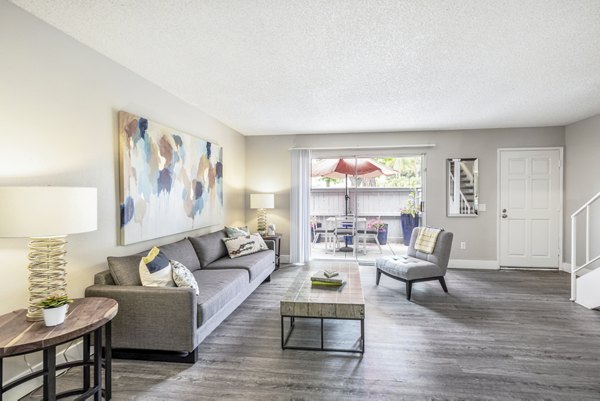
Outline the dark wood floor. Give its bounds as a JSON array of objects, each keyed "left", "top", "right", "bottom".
[{"left": 24, "top": 265, "right": 600, "bottom": 400}]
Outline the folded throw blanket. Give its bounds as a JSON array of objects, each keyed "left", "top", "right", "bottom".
[{"left": 414, "top": 227, "right": 442, "bottom": 254}]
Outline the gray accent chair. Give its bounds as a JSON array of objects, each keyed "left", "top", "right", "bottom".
[{"left": 375, "top": 227, "right": 453, "bottom": 300}]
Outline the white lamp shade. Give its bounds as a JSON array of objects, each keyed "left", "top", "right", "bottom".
[
  {"left": 250, "top": 193, "right": 274, "bottom": 209},
  {"left": 0, "top": 186, "right": 97, "bottom": 237}
]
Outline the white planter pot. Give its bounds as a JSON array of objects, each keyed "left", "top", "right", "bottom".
[{"left": 42, "top": 304, "right": 69, "bottom": 327}]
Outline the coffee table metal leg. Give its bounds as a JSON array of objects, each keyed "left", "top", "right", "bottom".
[
  {"left": 361, "top": 319, "right": 365, "bottom": 353},
  {"left": 320, "top": 318, "right": 324, "bottom": 350}
]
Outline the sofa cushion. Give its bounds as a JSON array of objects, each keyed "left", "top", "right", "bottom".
[
  {"left": 224, "top": 226, "right": 249, "bottom": 238},
  {"left": 139, "top": 247, "right": 175, "bottom": 287},
  {"left": 189, "top": 230, "right": 228, "bottom": 268},
  {"left": 159, "top": 238, "right": 201, "bottom": 272},
  {"left": 222, "top": 234, "right": 268, "bottom": 259},
  {"left": 204, "top": 250, "right": 275, "bottom": 282},
  {"left": 192, "top": 269, "right": 248, "bottom": 326},
  {"left": 107, "top": 252, "right": 146, "bottom": 286},
  {"left": 171, "top": 260, "right": 200, "bottom": 296}
]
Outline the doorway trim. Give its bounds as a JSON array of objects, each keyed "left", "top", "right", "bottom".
[{"left": 496, "top": 147, "right": 564, "bottom": 268}]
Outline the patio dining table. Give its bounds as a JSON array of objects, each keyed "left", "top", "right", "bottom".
[{"left": 326, "top": 216, "right": 367, "bottom": 253}]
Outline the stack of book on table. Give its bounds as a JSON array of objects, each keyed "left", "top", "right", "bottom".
[{"left": 311, "top": 270, "right": 345, "bottom": 287}]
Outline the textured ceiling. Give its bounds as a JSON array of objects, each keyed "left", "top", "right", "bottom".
[{"left": 11, "top": 0, "right": 600, "bottom": 135}]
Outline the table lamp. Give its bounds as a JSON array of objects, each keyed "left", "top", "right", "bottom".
[
  {"left": 250, "top": 193, "right": 274, "bottom": 235},
  {"left": 0, "top": 186, "right": 97, "bottom": 320}
]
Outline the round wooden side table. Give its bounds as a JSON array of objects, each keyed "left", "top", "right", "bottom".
[{"left": 0, "top": 297, "right": 118, "bottom": 400}]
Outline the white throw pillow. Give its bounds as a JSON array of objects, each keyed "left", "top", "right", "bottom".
[
  {"left": 139, "top": 246, "right": 175, "bottom": 287},
  {"left": 222, "top": 233, "right": 268, "bottom": 258},
  {"left": 170, "top": 259, "right": 199, "bottom": 296}
]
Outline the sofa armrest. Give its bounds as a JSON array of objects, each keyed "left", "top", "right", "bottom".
[
  {"left": 264, "top": 239, "right": 275, "bottom": 251},
  {"left": 85, "top": 284, "right": 197, "bottom": 353}
]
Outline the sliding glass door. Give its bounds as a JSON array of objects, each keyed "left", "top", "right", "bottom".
[{"left": 310, "top": 154, "right": 425, "bottom": 264}]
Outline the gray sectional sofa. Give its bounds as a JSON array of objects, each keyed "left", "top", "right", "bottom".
[{"left": 85, "top": 229, "right": 275, "bottom": 363}]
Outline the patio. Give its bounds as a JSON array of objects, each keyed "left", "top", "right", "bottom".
[{"left": 310, "top": 237, "right": 409, "bottom": 262}]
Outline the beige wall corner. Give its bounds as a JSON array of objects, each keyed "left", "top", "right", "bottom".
[{"left": 0, "top": 1, "right": 246, "bottom": 315}]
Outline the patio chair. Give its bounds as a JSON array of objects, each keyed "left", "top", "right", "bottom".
[
  {"left": 313, "top": 217, "right": 339, "bottom": 254},
  {"left": 355, "top": 219, "right": 382, "bottom": 254},
  {"left": 375, "top": 227, "right": 453, "bottom": 300}
]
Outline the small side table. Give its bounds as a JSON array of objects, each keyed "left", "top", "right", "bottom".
[
  {"left": 0, "top": 297, "right": 118, "bottom": 401},
  {"left": 261, "top": 233, "right": 282, "bottom": 269}
]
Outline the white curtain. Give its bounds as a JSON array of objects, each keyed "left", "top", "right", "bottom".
[{"left": 290, "top": 149, "right": 311, "bottom": 264}]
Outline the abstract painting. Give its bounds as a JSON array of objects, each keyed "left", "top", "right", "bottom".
[{"left": 118, "top": 111, "right": 223, "bottom": 245}]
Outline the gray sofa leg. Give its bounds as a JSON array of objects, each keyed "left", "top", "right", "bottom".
[
  {"left": 406, "top": 281, "right": 412, "bottom": 301},
  {"left": 376, "top": 269, "right": 381, "bottom": 285},
  {"left": 263, "top": 275, "right": 271, "bottom": 284},
  {"left": 112, "top": 346, "right": 198, "bottom": 364}
]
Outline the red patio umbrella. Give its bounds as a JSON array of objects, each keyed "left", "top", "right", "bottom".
[{"left": 311, "top": 158, "right": 397, "bottom": 215}]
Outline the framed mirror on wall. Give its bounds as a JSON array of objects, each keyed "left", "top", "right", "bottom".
[{"left": 447, "top": 158, "right": 478, "bottom": 217}]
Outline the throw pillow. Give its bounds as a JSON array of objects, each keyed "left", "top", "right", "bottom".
[
  {"left": 139, "top": 246, "right": 175, "bottom": 287},
  {"left": 224, "top": 226, "right": 250, "bottom": 238},
  {"left": 222, "top": 233, "right": 268, "bottom": 258},
  {"left": 170, "top": 260, "right": 199, "bottom": 296}
]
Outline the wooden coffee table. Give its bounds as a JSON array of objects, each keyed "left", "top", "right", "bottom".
[{"left": 280, "top": 261, "right": 365, "bottom": 353}]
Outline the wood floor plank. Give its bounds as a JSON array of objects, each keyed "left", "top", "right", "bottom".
[{"left": 21, "top": 265, "right": 600, "bottom": 400}]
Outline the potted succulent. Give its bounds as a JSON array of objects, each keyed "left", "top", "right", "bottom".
[
  {"left": 400, "top": 191, "right": 421, "bottom": 246},
  {"left": 38, "top": 293, "right": 73, "bottom": 327},
  {"left": 367, "top": 218, "right": 388, "bottom": 245}
]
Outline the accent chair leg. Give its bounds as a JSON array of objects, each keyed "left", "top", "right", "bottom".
[
  {"left": 376, "top": 269, "right": 381, "bottom": 285},
  {"left": 406, "top": 281, "right": 412, "bottom": 301},
  {"left": 439, "top": 277, "right": 448, "bottom": 293}
]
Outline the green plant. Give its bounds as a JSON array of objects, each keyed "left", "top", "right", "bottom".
[
  {"left": 401, "top": 191, "right": 419, "bottom": 217},
  {"left": 38, "top": 293, "right": 73, "bottom": 309}
]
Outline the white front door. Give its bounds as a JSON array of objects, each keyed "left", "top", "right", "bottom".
[{"left": 499, "top": 149, "right": 562, "bottom": 268}]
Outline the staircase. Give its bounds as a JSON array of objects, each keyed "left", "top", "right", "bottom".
[
  {"left": 460, "top": 167, "right": 476, "bottom": 207},
  {"left": 571, "top": 191, "right": 600, "bottom": 310}
]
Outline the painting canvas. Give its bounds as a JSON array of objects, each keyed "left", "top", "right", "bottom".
[{"left": 118, "top": 111, "right": 223, "bottom": 245}]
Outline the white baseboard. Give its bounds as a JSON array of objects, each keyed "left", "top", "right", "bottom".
[
  {"left": 2, "top": 340, "right": 83, "bottom": 401},
  {"left": 448, "top": 259, "right": 500, "bottom": 270},
  {"left": 560, "top": 262, "right": 571, "bottom": 273},
  {"left": 280, "top": 254, "right": 290, "bottom": 264}
]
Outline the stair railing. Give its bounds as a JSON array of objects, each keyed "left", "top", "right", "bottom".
[
  {"left": 571, "top": 191, "right": 600, "bottom": 301},
  {"left": 449, "top": 171, "right": 473, "bottom": 215}
]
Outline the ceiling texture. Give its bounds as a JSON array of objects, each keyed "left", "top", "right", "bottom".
[{"left": 11, "top": 0, "right": 600, "bottom": 136}]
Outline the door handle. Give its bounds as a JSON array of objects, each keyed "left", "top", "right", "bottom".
[{"left": 502, "top": 214, "right": 508, "bottom": 219}]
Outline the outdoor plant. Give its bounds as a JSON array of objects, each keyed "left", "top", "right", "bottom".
[
  {"left": 401, "top": 191, "right": 420, "bottom": 217},
  {"left": 367, "top": 218, "right": 387, "bottom": 232},
  {"left": 38, "top": 293, "right": 73, "bottom": 309}
]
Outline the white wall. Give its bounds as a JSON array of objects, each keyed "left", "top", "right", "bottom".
[
  {"left": 0, "top": 1, "right": 246, "bottom": 315},
  {"left": 564, "top": 114, "right": 600, "bottom": 266},
  {"left": 246, "top": 128, "right": 565, "bottom": 262}
]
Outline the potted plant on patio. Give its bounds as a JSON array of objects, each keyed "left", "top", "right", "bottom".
[
  {"left": 38, "top": 293, "right": 73, "bottom": 327},
  {"left": 367, "top": 218, "right": 388, "bottom": 245},
  {"left": 400, "top": 191, "right": 420, "bottom": 246}
]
